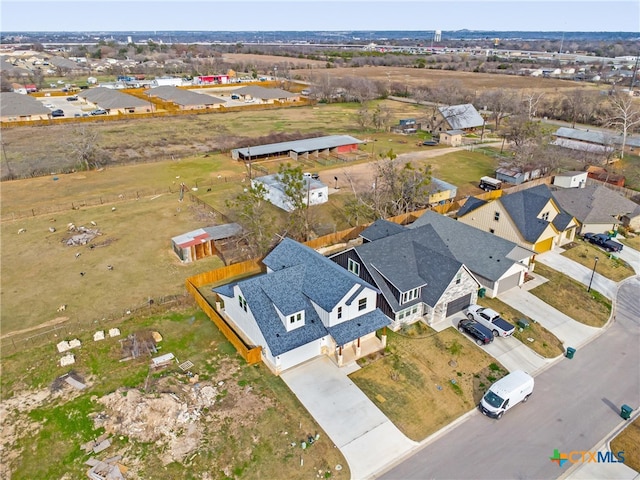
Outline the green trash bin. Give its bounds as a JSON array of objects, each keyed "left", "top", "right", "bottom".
[
  {"left": 517, "top": 318, "right": 530, "bottom": 329},
  {"left": 565, "top": 347, "right": 576, "bottom": 359},
  {"left": 478, "top": 288, "right": 486, "bottom": 298},
  {"left": 621, "top": 404, "right": 633, "bottom": 420}
]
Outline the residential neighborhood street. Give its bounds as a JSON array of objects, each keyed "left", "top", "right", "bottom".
[{"left": 379, "top": 277, "right": 640, "bottom": 480}]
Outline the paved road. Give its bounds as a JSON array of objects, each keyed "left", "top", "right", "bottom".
[{"left": 379, "top": 277, "right": 640, "bottom": 480}]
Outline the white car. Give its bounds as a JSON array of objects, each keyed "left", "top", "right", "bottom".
[{"left": 44, "top": 103, "right": 55, "bottom": 109}]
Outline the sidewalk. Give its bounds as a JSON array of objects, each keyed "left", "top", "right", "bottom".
[{"left": 537, "top": 248, "right": 618, "bottom": 299}]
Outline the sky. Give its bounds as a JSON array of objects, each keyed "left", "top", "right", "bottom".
[{"left": 1, "top": 0, "right": 639, "bottom": 33}]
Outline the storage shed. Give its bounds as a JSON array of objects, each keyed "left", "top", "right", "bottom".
[{"left": 172, "top": 223, "right": 243, "bottom": 263}]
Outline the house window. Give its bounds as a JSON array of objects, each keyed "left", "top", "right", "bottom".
[
  {"left": 287, "top": 310, "right": 305, "bottom": 328},
  {"left": 494, "top": 211, "right": 500, "bottom": 221},
  {"left": 541, "top": 211, "right": 549, "bottom": 221},
  {"left": 358, "top": 298, "right": 367, "bottom": 311},
  {"left": 348, "top": 258, "right": 360, "bottom": 276},
  {"left": 455, "top": 272, "right": 462, "bottom": 285},
  {"left": 238, "top": 295, "right": 248, "bottom": 312},
  {"left": 289, "top": 315, "right": 296, "bottom": 324},
  {"left": 400, "top": 288, "right": 420, "bottom": 304},
  {"left": 337, "top": 306, "right": 342, "bottom": 319}
]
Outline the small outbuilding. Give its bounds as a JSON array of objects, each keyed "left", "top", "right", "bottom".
[
  {"left": 171, "top": 223, "right": 243, "bottom": 263},
  {"left": 553, "top": 171, "right": 588, "bottom": 188},
  {"left": 439, "top": 129, "right": 464, "bottom": 147},
  {"left": 252, "top": 174, "right": 328, "bottom": 212}
]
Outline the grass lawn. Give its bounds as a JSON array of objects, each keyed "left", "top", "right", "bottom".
[
  {"left": 530, "top": 263, "right": 612, "bottom": 328},
  {"left": 429, "top": 149, "right": 501, "bottom": 197},
  {"left": 561, "top": 240, "right": 635, "bottom": 282},
  {"left": 350, "top": 325, "right": 507, "bottom": 441},
  {"left": 1, "top": 307, "right": 349, "bottom": 480},
  {"left": 619, "top": 232, "right": 640, "bottom": 251},
  {"left": 611, "top": 416, "right": 640, "bottom": 472},
  {"left": 478, "top": 297, "right": 564, "bottom": 358}
]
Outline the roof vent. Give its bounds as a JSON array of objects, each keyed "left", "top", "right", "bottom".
[
  {"left": 357, "top": 323, "right": 361, "bottom": 327},
  {"left": 276, "top": 333, "right": 280, "bottom": 337}
]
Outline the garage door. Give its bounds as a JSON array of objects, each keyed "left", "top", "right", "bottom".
[
  {"left": 495, "top": 272, "right": 522, "bottom": 296},
  {"left": 446, "top": 293, "right": 472, "bottom": 317},
  {"left": 534, "top": 237, "right": 554, "bottom": 253},
  {"left": 278, "top": 340, "right": 322, "bottom": 372}
]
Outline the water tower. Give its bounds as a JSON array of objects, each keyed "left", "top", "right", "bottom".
[{"left": 434, "top": 30, "right": 442, "bottom": 42}]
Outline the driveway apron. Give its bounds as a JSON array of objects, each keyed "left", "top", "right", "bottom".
[
  {"left": 500, "top": 287, "right": 601, "bottom": 349},
  {"left": 281, "top": 356, "right": 417, "bottom": 480}
]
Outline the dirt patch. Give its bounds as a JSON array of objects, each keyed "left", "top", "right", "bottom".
[{"left": 93, "top": 363, "right": 273, "bottom": 467}]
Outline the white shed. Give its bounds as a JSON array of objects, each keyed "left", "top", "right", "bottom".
[{"left": 553, "top": 171, "right": 588, "bottom": 188}]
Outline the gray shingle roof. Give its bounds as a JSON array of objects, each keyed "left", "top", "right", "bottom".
[
  {"left": 554, "top": 127, "right": 640, "bottom": 149},
  {"left": 233, "top": 135, "right": 362, "bottom": 158},
  {"left": 499, "top": 184, "right": 557, "bottom": 243},
  {"left": 234, "top": 85, "right": 296, "bottom": 99},
  {"left": 409, "top": 210, "right": 533, "bottom": 280},
  {"left": 551, "top": 184, "right": 640, "bottom": 224},
  {"left": 0, "top": 92, "right": 50, "bottom": 116},
  {"left": 360, "top": 219, "right": 406, "bottom": 242},
  {"left": 213, "top": 239, "right": 389, "bottom": 356},
  {"left": 263, "top": 238, "right": 376, "bottom": 312},
  {"left": 145, "top": 86, "right": 224, "bottom": 106},
  {"left": 353, "top": 229, "right": 464, "bottom": 311},
  {"left": 456, "top": 197, "right": 487, "bottom": 217},
  {"left": 79, "top": 87, "right": 150, "bottom": 109},
  {"left": 438, "top": 104, "right": 484, "bottom": 130}
]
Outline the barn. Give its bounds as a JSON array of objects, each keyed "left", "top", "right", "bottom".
[{"left": 231, "top": 135, "right": 363, "bottom": 162}]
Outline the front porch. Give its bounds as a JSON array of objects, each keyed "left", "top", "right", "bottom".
[{"left": 329, "top": 333, "right": 387, "bottom": 369}]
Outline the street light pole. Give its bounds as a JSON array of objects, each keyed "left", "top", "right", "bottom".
[{"left": 587, "top": 256, "right": 599, "bottom": 293}]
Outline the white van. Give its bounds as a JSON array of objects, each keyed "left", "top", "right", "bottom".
[
  {"left": 479, "top": 176, "right": 502, "bottom": 191},
  {"left": 479, "top": 370, "right": 534, "bottom": 419}
]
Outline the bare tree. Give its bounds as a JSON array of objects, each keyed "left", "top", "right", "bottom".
[
  {"left": 479, "top": 90, "right": 518, "bottom": 129},
  {"left": 521, "top": 91, "right": 544, "bottom": 120},
  {"left": 277, "top": 163, "right": 310, "bottom": 241},
  {"left": 371, "top": 104, "right": 393, "bottom": 131},
  {"left": 603, "top": 92, "right": 640, "bottom": 159},
  {"left": 68, "top": 127, "right": 102, "bottom": 171},
  {"left": 226, "top": 182, "right": 277, "bottom": 258}
]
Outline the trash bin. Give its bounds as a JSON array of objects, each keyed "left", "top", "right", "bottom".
[
  {"left": 565, "top": 347, "right": 576, "bottom": 359},
  {"left": 517, "top": 318, "right": 530, "bottom": 329},
  {"left": 621, "top": 404, "right": 633, "bottom": 420},
  {"left": 478, "top": 288, "right": 486, "bottom": 298}
]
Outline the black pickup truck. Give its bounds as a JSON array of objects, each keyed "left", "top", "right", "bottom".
[{"left": 583, "top": 233, "right": 624, "bottom": 253}]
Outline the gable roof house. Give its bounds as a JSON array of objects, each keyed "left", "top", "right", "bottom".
[
  {"left": 144, "top": 86, "right": 225, "bottom": 110},
  {"left": 331, "top": 223, "right": 481, "bottom": 328},
  {"left": 79, "top": 87, "right": 151, "bottom": 114},
  {"left": 457, "top": 184, "right": 579, "bottom": 253},
  {"left": 213, "top": 239, "right": 390, "bottom": 374},
  {"left": 550, "top": 183, "right": 640, "bottom": 232},
  {"left": 430, "top": 104, "right": 485, "bottom": 134},
  {"left": 233, "top": 85, "right": 299, "bottom": 104},
  {"left": 0, "top": 92, "right": 51, "bottom": 121}
]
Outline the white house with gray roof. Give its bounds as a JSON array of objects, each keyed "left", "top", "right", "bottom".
[
  {"left": 433, "top": 104, "right": 484, "bottom": 133},
  {"left": 213, "top": 239, "right": 390, "bottom": 374},
  {"left": 251, "top": 174, "right": 328, "bottom": 212}
]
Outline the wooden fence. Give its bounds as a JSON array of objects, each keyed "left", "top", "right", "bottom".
[{"left": 185, "top": 259, "right": 264, "bottom": 365}]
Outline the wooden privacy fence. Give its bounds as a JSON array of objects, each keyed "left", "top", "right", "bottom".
[{"left": 186, "top": 259, "right": 263, "bottom": 365}]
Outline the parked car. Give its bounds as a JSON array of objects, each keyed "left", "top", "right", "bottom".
[
  {"left": 66, "top": 96, "right": 79, "bottom": 101},
  {"left": 583, "top": 232, "right": 623, "bottom": 252},
  {"left": 458, "top": 318, "right": 494, "bottom": 346},
  {"left": 466, "top": 304, "right": 515, "bottom": 337},
  {"left": 230, "top": 94, "right": 240, "bottom": 100},
  {"left": 43, "top": 103, "right": 55, "bottom": 109},
  {"left": 51, "top": 109, "right": 65, "bottom": 117},
  {"left": 90, "top": 109, "right": 108, "bottom": 116},
  {"left": 303, "top": 172, "right": 320, "bottom": 180}
]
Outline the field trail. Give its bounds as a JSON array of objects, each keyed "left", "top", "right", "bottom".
[{"left": 0, "top": 316, "right": 69, "bottom": 340}]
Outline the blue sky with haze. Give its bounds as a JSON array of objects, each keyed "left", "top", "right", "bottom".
[{"left": 2, "top": 0, "right": 639, "bottom": 32}]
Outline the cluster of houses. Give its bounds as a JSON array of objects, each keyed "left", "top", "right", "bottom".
[{"left": 209, "top": 175, "right": 640, "bottom": 374}]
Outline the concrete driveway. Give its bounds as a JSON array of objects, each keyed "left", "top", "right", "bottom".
[
  {"left": 537, "top": 248, "right": 618, "bottom": 299},
  {"left": 616, "top": 243, "right": 640, "bottom": 274},
  {"left": 434, "top": 312, "right": 551, "bottom": 374},
  {"left": 500, "top": 286, "right": 601, "bottom": 350},
  {"left": 281, "top": 356, "right": 417, "bottom": 480}
]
